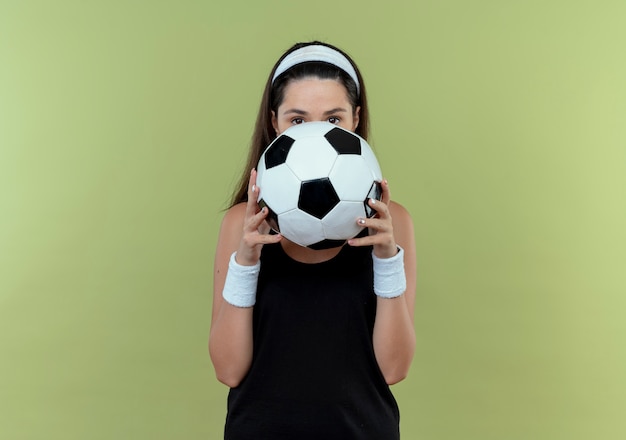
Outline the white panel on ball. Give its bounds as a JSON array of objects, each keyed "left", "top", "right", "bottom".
[
  {"left": 329, "top": 155, "right": 374, "bottom": 201},
  {"left": 360, "top": 143, "right": 383, "bottom": 181},
  {"left": 321, "top": 201, "right": 366, "bottom": 240},
  {"left": 278, "top": 209, "right": 326, "bottom": 247},
  {"left": 286, "top": 138, "right": 338, "bottom": 182},
  {"left": 258, "top": 164, "right": 302, "bottom": 215}
]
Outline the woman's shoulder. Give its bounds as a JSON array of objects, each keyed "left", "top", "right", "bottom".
[
  {"left": 389, "top": 200, "right": 412, "bottom": 223},
  {"left": 217, "top": 202, "right": 246, "bottom": 240},
  {"left": 222, "top": 202, "right": 247, "bottom": 221},
  {"left": 389, "top": 200, "right": 414, "bottom": 250}
]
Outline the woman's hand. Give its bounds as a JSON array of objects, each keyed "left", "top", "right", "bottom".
[
  {"left": 347, "top": 179, "right": 397, "bottom": 259},
  {"left": 236, "top": 169, "right": 282, "bottom": 266}
]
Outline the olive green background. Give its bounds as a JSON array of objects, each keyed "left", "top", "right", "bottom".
[{"left": 1, "top": 1, "right": 625, "bottom": 439}]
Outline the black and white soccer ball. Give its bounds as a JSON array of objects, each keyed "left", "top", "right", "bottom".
[{"left": 256, "top": 121, "right": 383, "bottom": 250}]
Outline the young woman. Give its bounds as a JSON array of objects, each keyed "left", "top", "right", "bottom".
[{"left": 209, "top": 41, "right": 417, "bottom": 439}]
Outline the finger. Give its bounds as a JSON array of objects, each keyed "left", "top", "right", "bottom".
[
  {"left": 357, "top": 216, "right": 390, "bottom": 234},
  {"left": 260, "top": 232, "right": 282, "bottom": 244},
  {"left": 245, "top": 227, "right": 282, "bottom": 243},
  {"left": 258, "top": 217, "right": 272, "bottom": 235},
  {"left": 245, "top": 169, "right": 260, "bottom": 217},
  {"left": 347, "top": 234, "right": 377, "bottom": 247},
  {"left": 245, "top": 205, "right": 270, "bottom": 232},
  {"left": 380, "top": 178, "right": 391, "bottom": 205},
  {"left": 367, "top": 197, "right": 391, "bottom": 219}
]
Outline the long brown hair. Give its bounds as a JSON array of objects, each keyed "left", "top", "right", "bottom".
[{"left": 228, "top": 41, "right": 370, "bottom": 208}]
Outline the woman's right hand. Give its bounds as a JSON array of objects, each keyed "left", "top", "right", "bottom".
[{"left": 235, "top": 169, "right": 282, "bottom": 266}]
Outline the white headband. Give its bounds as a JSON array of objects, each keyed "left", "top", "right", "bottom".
[{"left": 271, "top": 45, "right": 360, "bottom": 95}]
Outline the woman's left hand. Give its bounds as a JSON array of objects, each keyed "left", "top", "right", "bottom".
[{"left": 347, "top": 179, "right": 398, "bottom": 259}]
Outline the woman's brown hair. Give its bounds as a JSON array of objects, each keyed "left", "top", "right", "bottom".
[{"left": 228, "top": 41, "right": 370, "bottom": 208}]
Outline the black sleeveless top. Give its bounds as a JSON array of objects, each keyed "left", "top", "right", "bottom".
[{"left": 224, "top": 242, "right": 400, "bottom": 440}]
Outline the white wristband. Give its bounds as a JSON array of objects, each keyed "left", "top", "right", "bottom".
[
  {"left": 372, "top": 246, "right": 407, "bottom": 298},
  {"left": 221, "top": 252, "right": 261, "bottom": 308}
]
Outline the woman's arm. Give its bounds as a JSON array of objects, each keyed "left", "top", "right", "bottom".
[
  {"left": 348, "top": 180, "right": 417, "bottom": 385},
  {"left": 372, "top": 201, "right": 416, "bottom": 385},
  {"left": 209, "top": 170, "right": 281, "bottom": 388},
  {"left": 209, "top": 204, "right": 254, "bottom": 388}
]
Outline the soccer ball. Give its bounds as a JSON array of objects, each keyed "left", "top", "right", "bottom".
[{"left": 256, "top": 121, "right": 383, "bottom": 250}]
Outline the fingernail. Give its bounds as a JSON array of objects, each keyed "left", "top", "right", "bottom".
[
  {"left": 252, "top": 184, "right": 256, "bottom": 193},
  {"left": 358, "top": 218, "right": 366, "bottom": 225},
  {"left": 370, "top": 198, "right": 376, "bottom": 204}
]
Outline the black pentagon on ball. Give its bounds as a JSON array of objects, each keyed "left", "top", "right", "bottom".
[
  {"left": 365, "top": 181, "right": 383, "bottom": 218},
  {"left": 298, "top": 178, "right": 340, "bottom": 219},
  {"left": 324, "top": 127, "right": 361, "bottom": 155},
  {"left": 264, "top": 135, "right": 295, "bottom": 169}
]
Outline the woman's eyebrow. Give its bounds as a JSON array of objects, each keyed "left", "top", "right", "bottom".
[
  {"left": 282, "top": 107, "right": 348, "bottom": 116},
  {"left": 323, "top": 107, "right": 348, "bottom": 115},
  {"left": 282, "top": 108, "right": 308, "bottom": 115}
]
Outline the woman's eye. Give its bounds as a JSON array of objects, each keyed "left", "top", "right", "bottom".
[
  {"left": 328, "top": 117, "right": 340, "bottom": 124},
  {"left": 291, "top": 118, "right": 304, "bottom": 125}
]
